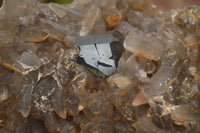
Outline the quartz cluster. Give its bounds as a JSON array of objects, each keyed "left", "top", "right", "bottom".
[{"left": 0, "top": 0, "right": 200, "bottom": 133}]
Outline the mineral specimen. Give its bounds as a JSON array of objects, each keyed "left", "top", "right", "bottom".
[
  {"left": 76, "top": 32, "right": 124, "bottom": 76},
  {"left": 0, "top": 0, "right": 200, "bottom": 133}
]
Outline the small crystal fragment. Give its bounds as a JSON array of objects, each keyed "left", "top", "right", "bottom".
[
  {"left": 105, "top": 8, "right": 121, "bottom": 27},
  {"left": 0, "top": 84, "right": 9, "bottom": 102},
  {"left": 79, "top": 4, "right": 100, "bottom": 36},
  {"left": 171, "top": 105, "right": 200, "bottom": 127},
  {"left": 124, "top": 29, "right": 165, "bottom": 61},
  {"left": 48, "top": 3, "right": 68, "bottom": 18},
  {"left": 132, "top": 90, "right": 149, "bottom": 106},
  {"left": 20, "top": 86, "right": 33, "bottom": 117}
]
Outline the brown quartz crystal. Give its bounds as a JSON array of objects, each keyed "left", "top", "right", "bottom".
[{"left": 0, "top": 0, "right": 200, "bottom": 132}]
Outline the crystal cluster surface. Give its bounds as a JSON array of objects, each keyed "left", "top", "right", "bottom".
[{"left": 0, "top": 0, "right": 200, "bottom": 133}]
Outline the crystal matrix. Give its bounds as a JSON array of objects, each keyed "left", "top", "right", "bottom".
[{"left": 0, "top": 0, "right": 200, "bottom": 133}]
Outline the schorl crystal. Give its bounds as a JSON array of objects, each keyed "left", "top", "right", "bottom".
[{"left": 75, "top": 32, "right": 124, "bottom": 76}]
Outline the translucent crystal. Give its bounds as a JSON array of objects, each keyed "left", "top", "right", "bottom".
[
  {"left": 124, "top": 29, "right": 165, "bottom": 61},
  {"left": 171, "top": 105, "right": 200, "bottom": 127},
  {"left": 3, "top": 0, "right": 32, "bottom": 19},
  {"left": 20, "top": 86, "right": 33, "bottom": 117},
  {"left": 79, "top": 4, "right": 100, "bottom": 36}
]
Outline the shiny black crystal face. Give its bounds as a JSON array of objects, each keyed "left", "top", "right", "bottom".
[{"left": 75, "top": 32, "right": 124, "bottom": 76}]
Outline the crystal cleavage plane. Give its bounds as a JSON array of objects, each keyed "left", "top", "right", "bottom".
[{"left": 75, "top": 32, "right": 124, "bottom": 76}]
